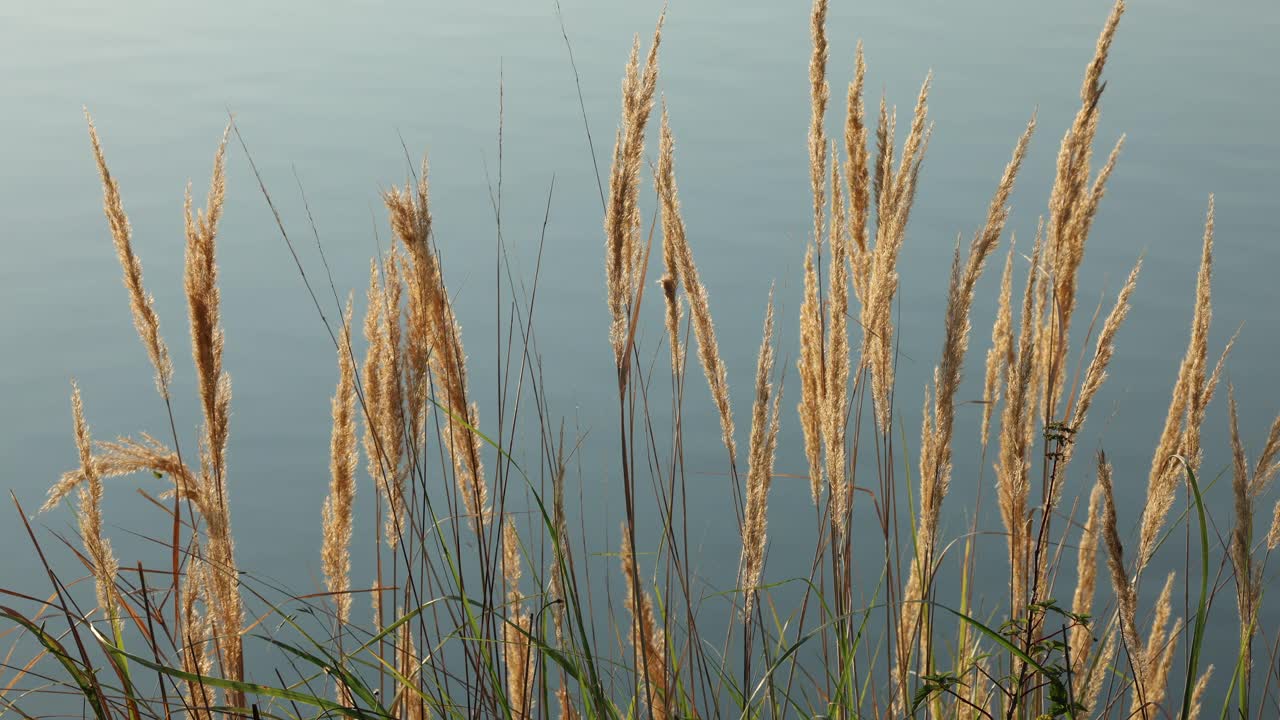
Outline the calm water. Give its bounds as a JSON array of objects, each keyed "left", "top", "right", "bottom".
[{"left": 2, "top": 0, "right": 1279, "bottom": 709}]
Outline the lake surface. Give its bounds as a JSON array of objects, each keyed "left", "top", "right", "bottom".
[{"left": 2, "top": 0, "right": 1279, "bottom": 710}]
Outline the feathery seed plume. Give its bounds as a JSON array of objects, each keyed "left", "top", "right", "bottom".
[
  {"left": 902, "top": 117, "right": 1034, "bottom": 662},
  {"left": 503, "top": 520, "right": 534, "bottom": 719},
  {"left": 620, "top": 526, "right": 669, "bottom": 720},
  {"left": 1069, "top": 481, "right": 1103, "bottom": 674},
  {"left": 823, "top": 148, "right": 851, "bottom": 537},
  {"left": 1268, "top": 501, "right": 1280, "bottom": 551},
  {"left": 1187, "top": 665, "right": 1214, "bottom": 720},
  {"left": 604, "top": 16, "right": 664, "bottom": 362},
  {"left": 1139, "top": 197, "right": 1215, "bottom": 568},
  {"left": 182, "top": 124, "right": 244, "bottom": 699},
  {"left": 656, "top": 108, "right": 736, "bottom": 463},
  {"left": 86, "top": 112, "right": 174, "bottom": 399},
  {"left": 1039, "top": 0, "right": 1126, "bottom": 412},
  {"left": 740, "top": 291, "right": 781, "bottom": 619},
  {"left": 798, "top": 243, "right": 825, "bottom": 504},
  {"left": 1098, "top": 453, "right": 1145, "bottom": 690},
  {"left": 861, "top": 74, "right": 933, "bottom": 431},
  {"left": 70, "top": 382, "right": 120, "bottom": 634},
  {"left": 982, "top": 238, "right": 1017, "bottom": 449},
  {"left": 322, "top": 299, "right": 358, "bottom": 628},
  {"left": 996, "top": 230, "right": 1045, "bottom": 609},
  {"left": 385, "top": 163, "right": 490, "bottom": 526},
  {"left": 808, "top": 0, "right": 829, "bottom": 254}
]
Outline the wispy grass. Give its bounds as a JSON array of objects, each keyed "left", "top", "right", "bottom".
[{"left": 4, "top": 2, "right": 1279, "bottom": 719}]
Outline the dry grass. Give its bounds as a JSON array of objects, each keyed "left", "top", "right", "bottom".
[
  {"left": 9, "top": 2, "right": 1280, "bottom": 720},
  {"left": 656, "top": 106, "right": 735, "bottom": 463},
  {"left": 739, "top": 290, "right": 781, "bottom": 620},
  {"left": 620, "top": 524, "right": 669, "bottom": 720},
  {"left": 69, "top": 382, "right": 119, "bottom": 635},
  {"left": 1139, "top": 198, "right": 1219, "bottom": 569},
  {"left": 605, "top": 15, "right": 663, "bottom": 365},
  {"left": 321, "top": 300, "right": 358, "bottom": 629}
]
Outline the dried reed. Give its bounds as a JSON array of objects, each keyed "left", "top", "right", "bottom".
[
  {"left": 605, "top": 16, "right": 663, "bottom": 363},
  {"left": 503, "top": 520, "right": 534, "bottom": 719},
  {"left": 808, "top": 0, "right": 829, "bottom": 258},
  {"left": 1069, "top": 481, "right": 1103, "bottom": 677},
  {"left": 981, "top": 238, "right": 1016, "bottom": 449},
  {"left": 360, "top": 258, "right": 403, "bottom": 551},
  {"left": 183, "top": 125, "right": 245, "bottom": 700},
  {"left": 902, "top": 116, "right": 1034, "bottom": 666},
  {"left": 845, "top": 42, "right": 871, "bottom": 289},
  {"left": 861, "top": 74, "right": 932, "bottom": 431},
  {"left": 70, "top": 382, "right": 119, "bottom": 634},
  {"left": 321, "top": 300, "right": 358, "bottom": 628},
  {"left": 85, "top": 113, "right": 174, "bottom": 399},
  {"left": 656, "top": 108, "right": 736, "bottom": 462},
  {"left": 385, "top": 165, "right": 489, "bottom": 525},
  {"left": 1187, "top": 665, "right": 1214, "bottom": 720},
  {"left": 34, "top": 6, "right": 1280, "bottom": 720},
  {"left": 183, "top": 125, "right": 232, "bottom": 495},
  {"left": 1130, "top": 572, "right": 1180, "bottom": 715},
  {"left": 1098, "top": 452, "right": 1145, "bottom": 698},
  {"left": 1268, "top": 502, "right": 1280, "bottom": 551},
  {"left": 823, "top": 149, "right": 851, "bottom": 537},
  {"left": 1225, "top": 384, "right": 1280, "bottom": 700},
  {"left": 740, "top": 291, "right": 781, "bottom": 619},
  {"left": 620, "top": 525, "right": 668, "bottom": 720},
  {"left": 995, "top": 230, "right": 1044, "bottom": 610},
  {"left": 1138, "top": 198, "right": 1218, "bottom": 568},
  {"left": 798, "top": 244, "right": 825, "bottom": 505},
  {"left": 1039, "top": 0, "right": 1126, "bottom": 413},
  {"left": 1060, "top": 255, "right": 1143, "bottom": 477}
]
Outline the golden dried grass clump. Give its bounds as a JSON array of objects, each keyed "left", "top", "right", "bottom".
[
  {"left": 797, "top": 0, "right": 831, "bottom": 510},
  {"left": 860, "top": 75, "right": 932, "bottom": 432},
  {"left": 53, "top": 120, "right": 248, "bottom": 708},
  {"left": 181, "top": 126, "right": 246, "bottom": 703},
  {"left": 385, "top": 163, "right": 490, "bottom": 526},
  {"left": 994, "top": 227, "right": 1045, "bottom": 610},
  {"left": 37, "top": 3, "right": 1280, "bottom": 719},
  {"left": 899, "top": 115, "right": 1034, "bottom": 666}
]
